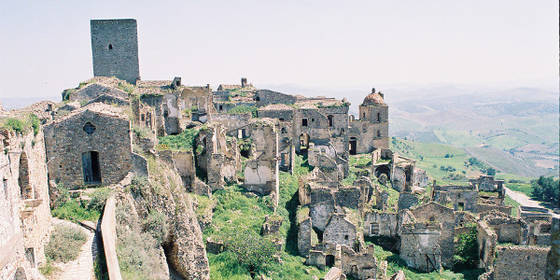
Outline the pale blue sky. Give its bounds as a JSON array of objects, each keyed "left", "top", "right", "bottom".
[{"left": 0, "top": 0, "right": 558, "bottom": 101}]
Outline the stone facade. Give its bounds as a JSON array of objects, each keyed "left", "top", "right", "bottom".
[
  {"left": 323, "top": 214, "right": 357, "bottom": 249},
  {"left": 348, "top": 88, "right": 389, "bottom": 154},
  {"left": 493, "top": 245, "right": 550, "bottom": 280},
  {"left": 44, "top": 103, "right": 132, "bottom": 188},
  {"left": 91, "top": 19, "right": 140, "bottom": 84},
  {"left": 242, "top": 119, "right": 279, "bottom": 206},
  {"left": 399, "top": 223, "right": 442, "bottom": 272}
]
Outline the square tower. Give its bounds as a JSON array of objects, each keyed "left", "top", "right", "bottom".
[{"left": 91, "top": 19, "right": 140, "bottom": 84}]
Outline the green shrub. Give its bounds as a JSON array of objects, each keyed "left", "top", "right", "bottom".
[
  {"left": 227, "top": 105, "right": 257, "bottom": 117},
  {"left": 3, "top": 118, "right": 25, "bottom": 133},
  {"left": 118, "top": 81, "right": 135, "bottom": 94},
  {"left": 52, "top": 199, "right": 101, "bottom": 222},
  {"left": 223, "top": 229, "right": 278, "bottom": 274},
  {"left": 157, "top": 127, "right": 199, "bottom": 151},
  {"left": 45, "top": 224, "right": 87, "bottom": 263},
  {"left": 453, "top": 227, "right": 479, "bottom": 270},
  {"left": 87, "top": 187, "right": 112, "bottom": 213},
  {"left": 142, "top": 210, "right": 168, "bottom": 246}
]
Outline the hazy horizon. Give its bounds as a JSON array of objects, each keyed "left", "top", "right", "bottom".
[{"left": 0, "top": 0, "right": 558, "bottom": 107}]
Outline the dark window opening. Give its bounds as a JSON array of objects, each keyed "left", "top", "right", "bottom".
[
  {"left": 83, "top": 122, "right": 96, "bottom": 135},
  {"left": 325, "top": 255, "right": 335, "bottom": 268},
  {"left": 18, "top": 153, "right": 32, "bottom": 200},
  {"left": 2, "top": 178, "right": 7, "bottom": 200},
  {"left": 255, "top": 96, "right": 260, "bottom": 101},
  {"left": 458, "top": 202, "right": 465, "bottom": 211},
  {"left": 363, "top": 112, "right": 366, "bottom": 119},
  {"left": 311, "top": 118, "right": 314, "bottom": 122},
  {"left": 82, "top": 151, "right": 101, "bottom": 184},
  {"left": 108, "top": 43, "right": 113, "bottom": 50},
  {"left": 163, "top": 110, "right": 169, "bottom": 118},
  {"left": 377, "top": 130, "right": 381, "bottom": 137},
  {"left": 281, "top": 127, "right": 287, "bottom": 134},
  {"left": 429, "top": 216, "right": 435, "bottom": 222},
  {"left": 25, "top": 248, "right": 35, "bottom": 268},
  {"left": 302, "top": 119, "right": 308, "bottom": 127},
  {"left": 344, "top": 235, "right": 349, "bottom": 240},
  {"left": 141, "top": 114, "right": 145, "bottom": 121},
  {"left": 328, "top": 115, "right": 334, "bottom": 127},
  {"left": 377, "top": 112, "right": 381, "bottom": 122},
  {"left": 219, "top": 105, "right": 223, "bottom": 111},
  {"left": 279, "top": 118, "right": 284, "bottom": 121}
]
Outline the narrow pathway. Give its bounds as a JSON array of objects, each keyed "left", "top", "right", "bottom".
[
  {"left": 505, "top": 187, "right": 559, "bottom": 218},
  {"left": 52, "top": 219, "right": 97, "bottom": 280}
]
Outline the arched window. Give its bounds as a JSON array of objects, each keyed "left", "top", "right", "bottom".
[
  {"left": 327, "top": 115, "right": 334, "bottom": 127},
  {"left": 377, "top": 112, "right": 381, "bottom": 122},
  {"left": 108, "top": 43, "right": 113, "bottom": 50}
]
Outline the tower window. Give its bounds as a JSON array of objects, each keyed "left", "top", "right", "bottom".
[
  {"left": 108, "top": 43, "right": 113, "bottom": 50},
  {"left": 377, "top": 130, "right": 381, "bottom": 137},
  {"left": 377, "top": 112, "right": 381, "bottom": 122},
  {"left": 302, "top": 119, "right": 308, "bottom": 127},
  {"left": 328, "top": 115, "right": 334, "bottom": 127}
]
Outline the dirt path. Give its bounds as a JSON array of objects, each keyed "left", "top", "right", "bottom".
[
  {"left": 505, "top": 187, "right": 559, "bottom": 218},
  {"left": 52, "top": 219, "right": 98, "bottom": 280}
]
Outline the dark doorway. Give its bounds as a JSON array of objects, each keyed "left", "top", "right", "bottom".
[
  {"left": 82, "top": 151, "right": 101, "bottom": 184},
  {"left": 299, "top": 133, "right": 309, "bottom": 150},
  {"left": 325, "top": 255, "right": 335, "bottom": 267},
  {"left": 349, "top": 138, "right": 357, "bottom": 155}
]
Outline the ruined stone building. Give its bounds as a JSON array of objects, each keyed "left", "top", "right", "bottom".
[
  {"left": 0, "top": 117, "right": 52, "bottom": 279},
  {"left": 349, "top": 88, "right": 389, "bottom": 154},
  {"left": 44, "top": 103, "right": 133, "bottom": 187}
]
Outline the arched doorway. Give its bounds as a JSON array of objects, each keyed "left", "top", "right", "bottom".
[{"left": 18, "top": 153, "right": 32, "bottom": 199}]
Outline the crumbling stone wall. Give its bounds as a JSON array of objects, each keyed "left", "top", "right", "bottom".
[
  {"left": 243, "top": 119, "right": 279, "bottom": 205},
  {"left": 493, "top": 245, "right": 550, "bottom": 280},
  {"left": 432, "top": 185, "right": 478, "bottom": 212},
  {"left": 0, "top": 127, "right": 51, "bottom": 280},
  {"left": 477, "top": 219, "right": 498, "bottom": 270},
  {"left": 323, "top": 214, "right": 357, "bottom": 249},
  {"left": 255, "top": 89, "right": 297, "bottom": 107},
  {"left": 399, "top": 223, "right": 442, "bottom": 272},
  {"left": 363, "top": 211, "right": 398, "bottom": 237},
  {"left": 44, "top": 103, "right": 132, "bottom": 188},
  {"left": 196, "top": 124, "right": 240, "bottom": 191},
  {"left": 546, "top": 217, "right": 560, "bottom": 279},
  {"left": 409, "top": 202, "right": 455, "bottom": 268}
]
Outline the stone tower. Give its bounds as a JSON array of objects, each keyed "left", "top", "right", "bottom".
[
  {"left": 90, "top": 19, "right": 140, "bottom": 84},
  {"left": 359, "top": 88, "right": 389, "bottom": 150}
]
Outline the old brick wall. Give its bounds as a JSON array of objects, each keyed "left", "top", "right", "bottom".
[{"left": 91, "top": 19, "right": 140, "bottom": 84}]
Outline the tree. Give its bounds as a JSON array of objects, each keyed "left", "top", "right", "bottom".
[
  {"left": 486, "top": 168, "right": 496, "bottom": 176},
  {"left": 531, "top": 176, "right": 560, "bottom": 207},
  {"left": 224, "top": 229, "right": 278, "bottom": 274},
  {"left": 453, "top": 227, "right": 478, "bottom": 270}
]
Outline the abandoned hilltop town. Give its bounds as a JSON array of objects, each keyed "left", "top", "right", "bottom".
[{"left": 0, "top": 18, "right": 558, "bottom": 280}]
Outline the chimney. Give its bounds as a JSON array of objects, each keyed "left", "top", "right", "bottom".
[{"left": 241, "top": 78, "right": 247, "bottom": 88}]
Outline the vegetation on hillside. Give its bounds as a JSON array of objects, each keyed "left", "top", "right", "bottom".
[
  {"left": 51, "top": 184, "right": 111, "bottom": 222},
  {"left": 227, "top": 104, "right": 258, "bottom": 117}
]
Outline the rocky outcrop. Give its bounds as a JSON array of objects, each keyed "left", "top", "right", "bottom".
[{"left": 116, "top": 155, "right": 210, "bottom": 280}]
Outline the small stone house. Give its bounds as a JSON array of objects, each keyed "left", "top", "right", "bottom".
[
  {"left": 324, "top": 214, "right": 358, "bottom": 249},
  {"left": 44, "top": 103, "right": 132, "bottom": 188}
]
